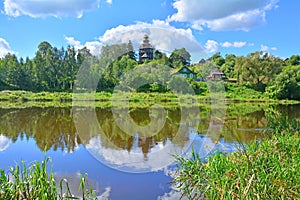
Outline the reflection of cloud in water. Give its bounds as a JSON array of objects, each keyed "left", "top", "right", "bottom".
[
  {"left": 86, "top": 134, "right": 196, "bottom": 173},
  {"left": 53, "top": 172, "right": 110, "bottom": 199},
  {"left": 158, "top": 189, "right": 188, "bottom": 200},
  {"left": 85, "top": 130, "right": 221, "bottom": 173},
  {"left": 0, "top": 135, "right": 10, "bottom": 151}
]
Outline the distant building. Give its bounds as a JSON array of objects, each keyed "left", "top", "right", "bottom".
[
  {"left": 139, "top": 34, "right": 154, "bottom": 62},
  {"left": 171, "top": 66, "right": 196, "bottom": 79},
  {"left": 206, "top": 69, "right": 224, "bottom": 81}
]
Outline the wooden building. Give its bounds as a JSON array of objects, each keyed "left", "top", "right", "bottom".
[{"left": 139, "top": 34, "right": 154, "bottom": 62}]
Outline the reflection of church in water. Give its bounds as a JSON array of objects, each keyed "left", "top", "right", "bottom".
[{"left": 139, "top": 34, "right": 154, "bottom": 63}]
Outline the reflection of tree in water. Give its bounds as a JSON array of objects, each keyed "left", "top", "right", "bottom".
[
  {"left": 222, "top": 110, "right": 267, "bottom": 142},
  {"left": 96, "top": 106, "right": 199, "bottom": 159},
  {"left": 0, "top": 107, "right": 78, "bottom": 152},
  {"left": 0, "top": 103, "right": 281, "bottom": 155}
]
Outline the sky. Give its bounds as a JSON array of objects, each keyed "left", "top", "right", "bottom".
[{"left": 0, "top": 0, "right": 299, "bottom": 63}]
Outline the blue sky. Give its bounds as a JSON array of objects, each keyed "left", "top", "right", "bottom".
[{"left": 0, "top": 0, "right": 299, "bottom": 62}]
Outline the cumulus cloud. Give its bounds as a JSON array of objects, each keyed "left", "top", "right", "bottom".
[
  {"left": 65, "top": 36, "right": 103, "bottom": 55},
  {"left": 221, "top": 41, "right": 247, "bottom": 48},
  {"left": 260, "top": 44, "right": 277, "bottom": 51},
  {"left": 205, "top": 40, "right": 219, "bottom": 53},
  {"left": 4, "top": 0, "right": 100, "bottom": 18},
  {"left": 99, "top": 20, "right": 204, "bottom": 54},
  {"left": 0, "top": 38, "right": 14, "bottom": 58},
  {"left": 66, "top": 20, "right": 206, "bottom": 60},
  {"left": 169, "top": 0, "right": 278, "bottom": 31},
  {"left": 205, "top": 40, "right": 250, "bottom": 53}
]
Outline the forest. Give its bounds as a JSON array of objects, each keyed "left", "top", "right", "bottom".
[{"left": 0, "top": 41, "right": 299, "bottom": 100}]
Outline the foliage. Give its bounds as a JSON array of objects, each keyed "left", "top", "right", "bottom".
[
  {"left": 211, "top": 52, "right": 225, "bottom": 67},
  {"left": 0, "top": 40, "right": 300, "bottom": 101},
  {"left": 193, "top": 61, "right": 219, "bottom": 79},
  {"left": 225, "top": 82, "right": 268, "bottom": 100},
  {"left": 235, "top": 51, "right": 283, "bottom": 92},
  {"left": 169, "top": 48, "right": 191, "bottom": 68},
  {"left": 220, "top": 54, "right": 236, "bottom": 78},
  {"left": 174, "top": 117, "right": 300, "bottom": 199},
  {"left": 0, "top": 157, "right": 96, "bottom": 199},
  {"left": 266, "top": 65, "right": 300, "bottom": 100},
  {"left": 167, "top": 76, "right": 194, "bottom": 94}
]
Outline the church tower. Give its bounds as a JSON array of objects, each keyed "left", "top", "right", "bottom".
[{"left": 139, "top": 34, "right": 154, "bottom": 62}]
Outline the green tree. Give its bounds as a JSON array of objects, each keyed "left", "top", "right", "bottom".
[
  {"left": 288, "top": 55, "right": 300, "bottom": 66},
  {"left": 169, "top": 48, "right": 191, "bottom": 68},
  {"left": 212, "top": 52, "right": 225, "bottom": 67},
  {"left": 235, "top": 51, "right": 283, "bottom": 91},
  {"left": 266, "top": 65, "right": 300, "bottom": 100},
  {"left": 127, "top": 40, "right": 136, "bottom": 60},
  {"left": 0, "top": 53, "right": 20, "bottom": 87},
  {"left": 194, "top": 61, "right": 219, "bottom": 79},
  {"left": 221, "top": 54, "right": 236, "bottom": 78}
]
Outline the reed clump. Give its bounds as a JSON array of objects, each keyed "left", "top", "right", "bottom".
[{"left": 174, "top": 117, "right": 300, "bottom": 199}]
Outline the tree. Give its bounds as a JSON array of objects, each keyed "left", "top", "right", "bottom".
[
  {"left": 0, "top": 53, "right": 20, "bottom": 87},
  {"left": 212, "top": 52, "right": 225, "bottom": 67},
  {"left": 169, "top": 48, "right": 191, "bottom": 68},
  {"left": 266, "top": 65, "right": 300, "bottom": 100},
  {"left": 288, "top": 55, "right": 300, "bottom": 66},
  {"left": 194, "top": 61, "right": 219, "bottom": 79},
  {"left": 221, "top": 54, "right": 236, "bottom": 78},
  {"left": 167, "top": 76, "right": 193, "bottom": 94},
  {"left": 235, "top": 51, "right": 283, "bottom": 91},
  {"left": 127, "top": 40, "right": 136, "bottom": 60}
]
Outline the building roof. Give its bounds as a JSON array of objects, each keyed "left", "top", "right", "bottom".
[
  {"left": 170, "top": 66, "right": 196, "bottom": 75},
  {"left": 139, "top": 34, "right": 153, "bottom": 49}
]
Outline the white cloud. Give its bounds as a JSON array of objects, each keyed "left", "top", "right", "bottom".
[
  {"left": 65, "top": 36, "right": 103, "bottom": 55},
  {"left": 0, "top": 38, "right": 14, "bottom": 58},
  {"left": 205, "top": 40, "right": 250, "bottom": 53},
  {"left": 169, "top": 0, "right": 278, "bottom": 31},
  {"left": 205, "top": 40, "right": 218, "bottom": 53},
  {"left": 106, "top": 0, "right": 112, "bottom": 4},
  {"left": 221, "top": 41, "right": 247, "bottom": 48},
  {"left": 4, "top": 0, "right": 100, "bottom": 18},
  {"left": 260, "top": 44, "right": 277, "bottom": 51},
  {"left": 66, "top": 20, "right": 207, "bottom": 61},
  {"left": 99, "top": 20, "right": 204, "bottom": 54}
]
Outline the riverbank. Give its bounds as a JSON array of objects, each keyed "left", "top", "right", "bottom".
[
  {"left": 0, "top": 84, "right": 298, "bottom": 105},
  {"left": 173, "top": 117, "right": 300, "bottom": 199}
]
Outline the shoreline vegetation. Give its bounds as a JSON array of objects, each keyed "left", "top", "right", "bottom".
[
  {"left": 0, "top": 156, "right": 96, "bottom": 200},
  {"left": 0, "top": 83, "right": 299, "bottom": 107},
  {"left": 173, "top": 117, "right": 300, "bottom": 199}
]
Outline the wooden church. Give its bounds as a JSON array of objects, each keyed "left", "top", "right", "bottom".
[{"left": 139, "top": 34, "right": 154, "bottom": 62}]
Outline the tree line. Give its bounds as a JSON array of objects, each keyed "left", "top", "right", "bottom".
[{"left": 0, "top": 40, "right": 299, "bottom": 100}]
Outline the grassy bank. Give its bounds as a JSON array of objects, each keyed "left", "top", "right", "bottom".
[
  {"left": 174, "top": 118, "right": 300, "bottom": 199},
  {"left": 1, "top": 85, "right": 298, "bottom": 104},
  {"left": 0, "top": 157, "right": 96, "bottom": 200}
]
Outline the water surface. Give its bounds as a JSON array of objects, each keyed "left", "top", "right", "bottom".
[{"left": 0, "top": 102, "right": 297, "bottom": 199}]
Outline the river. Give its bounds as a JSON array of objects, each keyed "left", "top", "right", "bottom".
[{"left": 0, "top": 102, "right": 298, "bottom": 199}]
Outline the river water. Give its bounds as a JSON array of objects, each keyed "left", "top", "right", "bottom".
[{"left": 0, "top": 102, "right": 298, "bottom": 199}]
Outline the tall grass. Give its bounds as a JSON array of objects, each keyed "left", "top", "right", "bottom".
[
  {"left": 174, "top": 117, "right": 300, "bottom": 199},
  {"left": 0, "top": 157, "right": 96, "bottom": 200}
]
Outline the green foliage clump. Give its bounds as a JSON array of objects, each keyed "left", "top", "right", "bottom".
[
  {"left": 0, "top": 157, "right": 96, "bottom": 200},
  {"left": 266, "top": 65, "right": 300, "bottom": 100},
  {"left": 174, "top": 118, "right": 300, "bottom": 199}
]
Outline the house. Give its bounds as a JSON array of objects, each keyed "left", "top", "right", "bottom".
[
  {"left": 139, "top": 34, "right": 154, "bottom": 62},
  {"left": 171, "top": 66, "right": 196, "bottom": 79},
  {"left": 206, "top": 69, "right": 224, "bottom": 81}
]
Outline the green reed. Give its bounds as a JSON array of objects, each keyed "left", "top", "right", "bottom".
[
  {"left": 174, "top": 117, "right": 300, "bottom": 199},
  {"left": 0, "top": 157, "right": 96, "bottom": 200}
]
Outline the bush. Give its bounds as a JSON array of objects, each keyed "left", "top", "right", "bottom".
[{"left": 174, "top": 118, "right": 300, "bottom": 199}]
